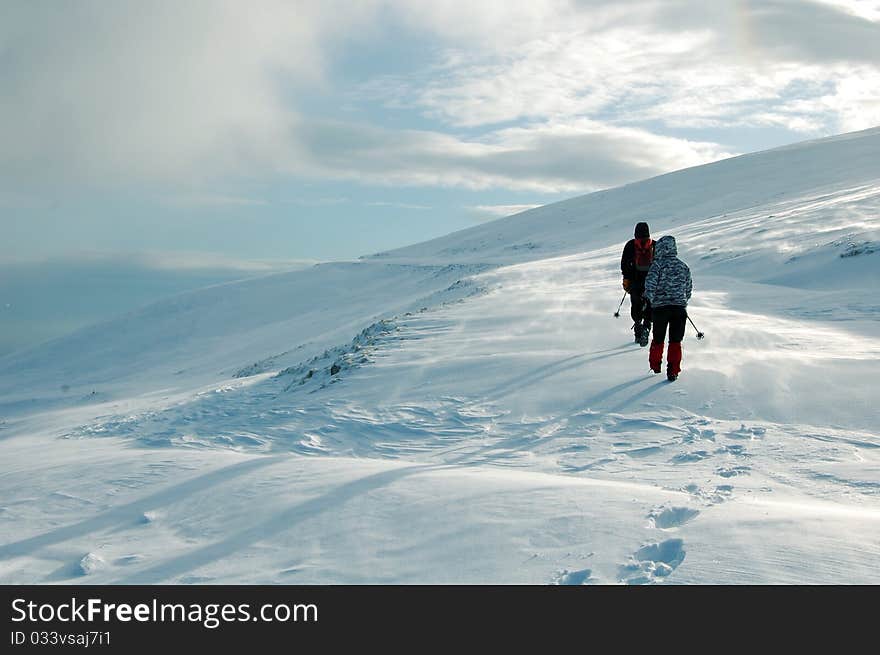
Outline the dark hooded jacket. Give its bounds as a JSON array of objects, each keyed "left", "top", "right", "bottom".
[
  {"left": 644, "top": 235, "right": 692, "bottom": 308},
  {"left": 620, "top": 222, "right": 653, "bottom": 283}
]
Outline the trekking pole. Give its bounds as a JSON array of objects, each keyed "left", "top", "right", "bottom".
[
  {"left": 613, "top": 292, "right": 627, "bottom": 318},
  {"left": 687, "top": 314, "right": 705, "bottom": 340}
]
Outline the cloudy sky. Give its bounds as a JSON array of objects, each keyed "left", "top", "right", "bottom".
[{"left": 3, "top": 0, "right": 880, "bottom": 265}]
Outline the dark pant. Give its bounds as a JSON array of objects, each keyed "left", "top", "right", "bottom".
[
  {"left": 629, "top": 284, "right": 652, "bottom": 327},
  {"left": 651, "top": 305, "right": 687, "bottom": 343}
]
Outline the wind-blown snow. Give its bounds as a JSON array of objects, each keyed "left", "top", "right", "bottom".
[{"left": 1, "top": 127, "right": 879, "bottom": 584}]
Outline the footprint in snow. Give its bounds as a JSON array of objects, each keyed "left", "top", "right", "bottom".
[
  {"left": 648, "top": 506, "right": 700, "bottom": 529},
  {"left": 683, "top": 424, "right": 716, "bottom": 443},
  {"left": 671, "top": 450, "right": 711, "bottom": 463},
  {"left": 716, "top": 465, "right": 751, "bottom": 478},
  {"left": 682, "top": 483, "right": 734, "bottom": 505},
  {"left": 618, "top": 539, "right": 686, "bottom": 585},
  {"left": 554, "top": 568, "right": 596, "bottom": 585},
  {"left": 715, "top": 444, "right": 749, "bottom": 457},
  {"left": 713, "top": 484, "right": 735, "bottom": 500},
  {"left": 114, "top": 554, "right": 143, "bottom": 566},
  {"left": 78, "top": 553, "right": 106, "bottom": 576},
  {"left": 140, "top": 511, "right": 160, "bottom": 524},
  {"left": 727, "top": 424, "right": 767, "bottom": 440}
]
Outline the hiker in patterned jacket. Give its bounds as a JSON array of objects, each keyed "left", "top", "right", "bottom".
[
  {"left": 620, "top": 222, "right": 654, "bottom": 346},
  {"left": 644, "top": 235, "right": 692, "bottom": 381}
]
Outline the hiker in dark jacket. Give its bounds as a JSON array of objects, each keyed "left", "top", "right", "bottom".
[
  {"left": 644, "top": 235, "right": 692, "bottom": 381},
  {"left": 621, "top": 222, "right": 654, "bottom": 346}
]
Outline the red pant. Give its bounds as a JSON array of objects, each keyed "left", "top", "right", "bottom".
[
  {"left": 649, "top": 341, "right": 681, "bottom": 375},
  {"left": 649, "top": 306, "right": 686, "bottom": 375}
]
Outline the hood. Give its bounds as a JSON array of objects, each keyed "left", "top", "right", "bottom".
[
  {"left": 654, "top": 235, "right": 677, "bottom": 258},
  {"left": 634, "top": 222, "right": 650, "bottom": 239}
]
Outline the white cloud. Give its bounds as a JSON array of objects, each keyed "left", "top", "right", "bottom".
[
  {"left": 289, "top": 117, "right": 731, "bottom": 192},
  {"left": 816, "top": 66, "right": 880, "bottom": 131},
  {"left": 365, "top": 0, "right": 880, "bottom": 136},
  {"left": 400, "top": 27, "right": 713, "bottom": 128},
  {"left": 0, "top": 1, "right": 381, "bottom": 190},
  {"left": 2, "top": 0, "right": 879, "bottom": 200},
  {"left": 811, "top": 0, "right": 880, "bottom": 22}
]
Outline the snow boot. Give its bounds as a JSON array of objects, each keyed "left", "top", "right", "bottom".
[
  {"left": 649, "top": 340, "right": 663, "bottom": 373},
  {"left": 667, "top": 341, "right": 682, "bottom": 380},
  {"left": 639, "top": 322, "right": 650, "bottom": 347}
]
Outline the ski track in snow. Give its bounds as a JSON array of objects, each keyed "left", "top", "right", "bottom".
[{"left": 2, "top": 129, "right": 880, "bottom": 584}]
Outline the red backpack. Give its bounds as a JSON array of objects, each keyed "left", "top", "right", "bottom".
[{"left": 633, "top": 238, "right": 654, "bottom": 271}]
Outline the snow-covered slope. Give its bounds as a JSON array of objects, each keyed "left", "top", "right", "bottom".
[
  {"left": 373, "top": 126, "right": 880, "bottom": 266},
  {"left": 1, "top": 127, "right": 879, "bottom": 584}
]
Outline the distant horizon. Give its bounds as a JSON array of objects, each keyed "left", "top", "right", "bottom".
[
  {"left": 8, "top": 122, "right": 878, "bottom": 271},
  {"left": 5, "top": 2, "right": 880, "bottom": 355},
  {"left": 3, "top": 122, "right": 876, "bottom": 357}
]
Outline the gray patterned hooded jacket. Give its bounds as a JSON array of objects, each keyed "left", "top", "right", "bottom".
[{"left": 644, "top": 235, "right": 692, "bottom": 308}]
